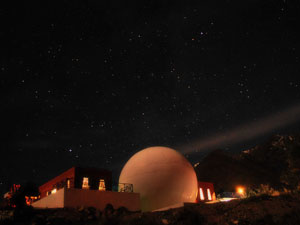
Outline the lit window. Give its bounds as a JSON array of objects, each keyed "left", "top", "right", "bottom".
[
  {"left": 82, "top": 177, "right": 89, "bottom": 189},
  {"left": 67, "top": 179, "right": 70, "bottom": 188},
  {"left": 51, "top": 188, "right": 57, "bottom": 194},
  {"left": 199, "top": 188, "right": 205, "bottom": 200},
  {"left": 99, "top": 179, "right": 106, "bottom": 191},
  {"left": 207, "top": 188, "right": 212, "bottom": 200}
]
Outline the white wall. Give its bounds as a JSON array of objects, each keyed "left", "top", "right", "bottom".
[
  {"left": 31, "top": 187, "right": 141, "bottom": 211},
  {"left": 64, "top": 188, "right": 140, "bottom": 211},
  {"left": 32, "top": 188, "right": 65, "bottom": 208}
]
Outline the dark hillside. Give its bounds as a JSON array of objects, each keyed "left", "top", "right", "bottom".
[{"left": 195, "top": 134, "right": 300, "bottom": 193}]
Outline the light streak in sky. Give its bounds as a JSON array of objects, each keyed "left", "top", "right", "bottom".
[{"left": 179, "top": 103, "right": 300, "bottom": 154}]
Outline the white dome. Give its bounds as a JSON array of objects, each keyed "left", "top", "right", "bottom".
[{"left": 119, "top": 146, "right": 198, "bottom": 211}]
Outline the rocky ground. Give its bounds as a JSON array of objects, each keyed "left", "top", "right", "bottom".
[{"left": 1, "top": 193, "right": 300, "bottom": 225}]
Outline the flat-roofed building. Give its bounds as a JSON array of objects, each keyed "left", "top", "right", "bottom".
[
  {"left": 32, "top": 167, "right": 140, "bottom": 212},
  {"left": 38, "top": 167, "right": 112, "bottom": 198}
]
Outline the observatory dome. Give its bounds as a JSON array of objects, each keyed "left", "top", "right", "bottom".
[{"left": 119, "top": 146, "right": 198, "bottom": 212}]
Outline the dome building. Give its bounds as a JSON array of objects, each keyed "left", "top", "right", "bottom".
[
  {"left": 28, "top": 146, "right": 214, "bottom": 212},
  {"left": 119, "top": 146, "right": 199, "bottom": 211}
]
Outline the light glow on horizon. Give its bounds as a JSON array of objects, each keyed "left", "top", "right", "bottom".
[
  {"left": 179, "top": 103, "right": 300, "bottom": 154},
  {"left": 236, "top": 186, "right": 245, "bottom": 196}
]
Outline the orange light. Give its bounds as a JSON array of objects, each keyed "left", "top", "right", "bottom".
[
  {"left": 51, "top": 188, "right": 57, "bottom": 194},
  {"left": 236, "top": 186, "right": 245, "bottom": 196},
  {"left": 99, "top": 179, "right": 106, "bottom": 191}
]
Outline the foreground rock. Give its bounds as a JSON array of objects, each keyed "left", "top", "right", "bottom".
[
  {"left": 125, "top": 194, "right": 300, "bottom": 225},
  {"left": 1, "top": 194, "right": 300, "bottom": 225}
]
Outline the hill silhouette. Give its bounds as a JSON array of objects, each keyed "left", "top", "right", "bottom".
[{"left": 194, "top": 134, "right": 300, "bottom": 193}]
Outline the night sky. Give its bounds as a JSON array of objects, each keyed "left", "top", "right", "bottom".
[{"left": 2, "top": 0, "right": 300, "bottom": 193}]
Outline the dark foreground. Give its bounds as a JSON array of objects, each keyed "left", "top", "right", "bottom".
[{"left": 1, "top": 194, "right": 300, "bottom": 225}]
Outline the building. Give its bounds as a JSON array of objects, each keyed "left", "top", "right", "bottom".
[
  {"left": 119, "top": 146, "right": 216, "bottom": 211},
  {"left": 32, "top": 167, "right": 140, "bottom": 211},
  {"left": 119, "top": 146, "right": 199, "bottom": 211},
  {"left": 217, "top": 192, "right": 243, "bottom": 202},
  {"left": 31, "top": 162, "right": 215, "bottom": 212},
  {"left": 197, "top": 181, "right": 215, "bottom": 202},
  {"left": 38, "top": 167, "right": 112, "bottom": 198}
]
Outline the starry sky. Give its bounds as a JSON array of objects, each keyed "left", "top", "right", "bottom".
[{"left": 2, "top": 0, "right": 300, "bottom": 193}]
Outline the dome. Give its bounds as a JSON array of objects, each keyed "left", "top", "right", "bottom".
[{"left": 119, "top": 146, "right": 198, "bottom": 211}]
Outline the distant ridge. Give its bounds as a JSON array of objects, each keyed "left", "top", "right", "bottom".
[{"left": 194, "top": 134, "right": 300, "bottom": 193}]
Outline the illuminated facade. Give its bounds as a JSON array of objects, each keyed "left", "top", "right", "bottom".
[
  {"left": 32, "top": 167, "right": 140, "bottom": 211},
  {"left": 197, "top": 181, "right": 215, "bottom": 202},
  {"left": 39, "top": 167, "right": 112, "bottom": 198}
]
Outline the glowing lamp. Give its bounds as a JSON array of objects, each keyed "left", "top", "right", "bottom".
[{"left": 236, "top": 186, "right": 245, "bottom": 196}]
